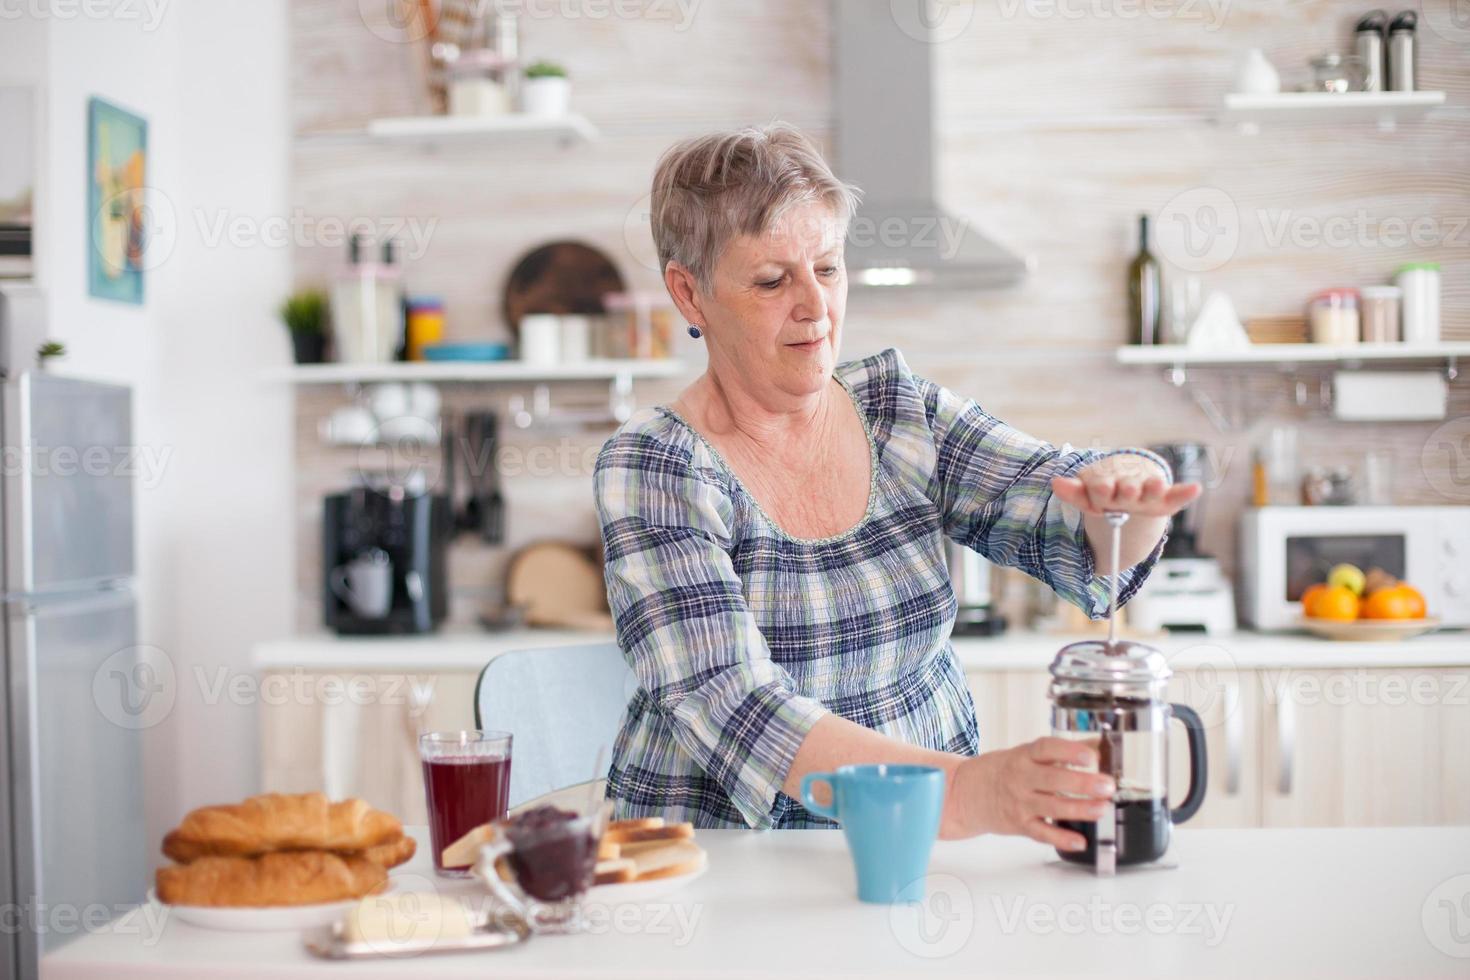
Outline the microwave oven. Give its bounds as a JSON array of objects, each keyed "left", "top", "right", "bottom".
[{"left": 1239, "top": 506, "right": 1470, "bottom": 630}]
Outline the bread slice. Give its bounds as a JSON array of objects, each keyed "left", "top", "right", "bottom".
[
  {"left": 593, "top": 858, "right": 637, "bottom": 886},
  {"left": 629, "top": 840, "right": 705, "bottom": 882},
  {"left": 606, "top": 817, "right": 664, "bottom": 834},
  {"left": 439, "top": 822, "right": 497, "bottom": 869},
  {"left": 604, "top": 822, "right": 694, "bottom": 845},
  {"left": 597, "top": 839, "right": 621, "bottom": 861}
]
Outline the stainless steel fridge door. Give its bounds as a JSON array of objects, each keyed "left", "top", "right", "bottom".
[
  {"left": 3, "top": 374, "right": 135, "bottom": 595},
  {"left": 8, "top": 589, "right": 146, "bottom": 976}
]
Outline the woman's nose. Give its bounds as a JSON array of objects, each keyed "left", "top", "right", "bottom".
[{"left": 791, "top": 269, "right": 827, "bottom": 323}]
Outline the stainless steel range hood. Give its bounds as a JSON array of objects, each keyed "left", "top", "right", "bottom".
[{"left": 833, "top": 2, "right": 1029, "bottom": 289}]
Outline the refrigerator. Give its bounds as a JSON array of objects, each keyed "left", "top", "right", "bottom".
[{"left": 0, "top": 285, "right": 146, "bottom": 979}]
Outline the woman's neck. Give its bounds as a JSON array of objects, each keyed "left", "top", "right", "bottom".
[{"left": 682, "top": 364, "right": 837, "bottom": 458}]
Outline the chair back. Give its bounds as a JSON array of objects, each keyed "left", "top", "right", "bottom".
[{"left": 473, "top": 642, "right": 633, "bottom": 807}]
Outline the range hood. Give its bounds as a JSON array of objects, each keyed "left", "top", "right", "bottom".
[{"left": 833, "top": 2, "right": 1029, "bottom": 290}]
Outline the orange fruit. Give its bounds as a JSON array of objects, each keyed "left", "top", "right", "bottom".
[
  {"left": 1308, "top": 585, "right": 1360, "bottom": 622},
  {"left": 1362, "top": 585, "right": 1427, "bottom": 620},
  {"left": 1300, "top": 584, "right": 1329, "bottom": 615}
]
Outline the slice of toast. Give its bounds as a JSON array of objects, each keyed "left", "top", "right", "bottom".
[
  {"left": 439, "top": 822, "right": 496, "bottom": 869},
  {"left": 593, "top": 858, "right": 637, "bottom": 886},
  {"left": 628, "top": 839, "right": 706, "bottom": 882},
  {"left": 604, "top": 822, "right": 694, "bottom": 846}
]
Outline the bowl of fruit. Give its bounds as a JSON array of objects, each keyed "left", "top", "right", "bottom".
[{"left": 1299, "top": 564, "right": 1439, "bottom": 641}]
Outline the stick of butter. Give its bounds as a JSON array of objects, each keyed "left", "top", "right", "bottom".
[{"left": 343, "top": 893, "right": 475, "bottom": 947}]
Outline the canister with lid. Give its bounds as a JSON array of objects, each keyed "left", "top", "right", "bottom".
[
  {"left": 1358, "top": 285, "right": 1401, "bottom": 343},
  {"left": 1307, "top": 288, "right": 1360, "bottom": 346},
  {"left": 1395, "top": 263, "right": 1440, "bottom": 344}
]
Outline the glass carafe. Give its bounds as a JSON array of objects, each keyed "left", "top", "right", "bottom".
[{"left": 1048, "top": 638, "right": 1207, "bottom": 872}]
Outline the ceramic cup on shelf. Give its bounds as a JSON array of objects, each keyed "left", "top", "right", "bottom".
[
  {"left": 1233, "top": 48, "right": 1281, "bottom": 94},
  {"left": 519, "top": 314, "right": 562, "bottom": 365}
]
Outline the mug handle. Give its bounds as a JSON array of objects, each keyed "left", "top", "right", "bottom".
[
  {"left": 800, "top": 773, "right": 839, "bottom": 821},
  {"left": 473, "top": 833, "right": 532, "bottom": 924},
  {"left": 329, "top": 566, "right": 357, "bottom": 606},
  {"left": 1169, "top": 703, "right": 1209, "bottom": 824}
]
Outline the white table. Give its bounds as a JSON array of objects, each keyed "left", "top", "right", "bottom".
[{"left": 42, "top": 826, "right": 1470, "bottom": 978}]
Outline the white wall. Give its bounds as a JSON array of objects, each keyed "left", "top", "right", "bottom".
[{"left": 7, "top": 0, "right": 293, "bottom": 849}]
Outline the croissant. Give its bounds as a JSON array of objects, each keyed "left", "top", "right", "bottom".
[
  {"left": 156, "top": 851, "right": 387, "bottom": 907},
  {"left": 162, "top": 793, "right": 401, "bottom": 862},
  {"left": 361, "top": 833, "right": 416, "bottom": 869}
]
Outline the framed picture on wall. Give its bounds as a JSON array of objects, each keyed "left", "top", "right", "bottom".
[{"left": 87, "top": 96, "right": 148, "bottom": 305}]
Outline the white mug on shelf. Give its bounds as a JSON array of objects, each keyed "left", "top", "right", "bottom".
[{"left": 519, "top": 314, "right": 562, "bottom": 365}]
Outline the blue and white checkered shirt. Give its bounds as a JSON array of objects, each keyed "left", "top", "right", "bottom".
[{"left": 595, "top": 348, "right": 1166, "bottom": 829}]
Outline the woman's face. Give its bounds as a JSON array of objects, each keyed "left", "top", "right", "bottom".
[{"left": 696, "top": 201, "right": 848, "bottom": 401}]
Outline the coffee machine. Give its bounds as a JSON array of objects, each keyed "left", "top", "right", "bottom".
[
  {"left": 1126, "top": 442, "right": 1236, "bottom": 634},
  {"left": 323, "top": 482, "right": 450, "bottom": 634}
]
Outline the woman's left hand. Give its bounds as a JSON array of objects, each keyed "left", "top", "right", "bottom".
[{"left": 1051, "top": 454, "right": 1202, "bottom": 518}]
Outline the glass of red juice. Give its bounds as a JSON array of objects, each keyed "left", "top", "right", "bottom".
[{"left": 420, "top": 730, "right": 514, "bottom": 877}]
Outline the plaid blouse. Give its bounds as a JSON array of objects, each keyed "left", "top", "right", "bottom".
[{"left": 594, "top": 348, "right": 1167, "bottom": 830}]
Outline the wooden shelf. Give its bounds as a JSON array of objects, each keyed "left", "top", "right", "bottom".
[
  {"left": 1219, "top": 91, "right": 1447, "bottom": 132},
  {"left": 1116, "top": 343, "right": 1470, "bottom": 369},
  {"left": 264, "top": 358, "right": 684, "bottom": 385},
  {"left": 363, "top": 113, "right": 597, "bottom": 146}
]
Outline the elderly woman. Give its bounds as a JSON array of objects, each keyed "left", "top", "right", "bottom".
[{"left": 594, "top": 124, "right": 1200, "bottom": 851}]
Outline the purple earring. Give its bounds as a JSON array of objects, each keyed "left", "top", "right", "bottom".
[{"left": 688, "top": 324, "right": 702, "bottom": 339}]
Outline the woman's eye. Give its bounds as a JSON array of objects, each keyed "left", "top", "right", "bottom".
[
  {"left": 757, "top": 277, "right": 783, "bottom": 290},
  {"left": 818, "top": 266, "right": 838, "bottom": 277}
]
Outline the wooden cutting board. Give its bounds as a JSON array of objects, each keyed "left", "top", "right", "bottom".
[{"left": 506, "top": 542, "right": 613, "bottom": 631}]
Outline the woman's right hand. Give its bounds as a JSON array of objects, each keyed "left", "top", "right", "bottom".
[{"left": 940, "top": 737, "right": 1116, "bottom": 850}]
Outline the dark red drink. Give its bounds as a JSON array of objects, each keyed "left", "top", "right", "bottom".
[{"left": 422, "top": 754, "right": 512, "bottom": 875}]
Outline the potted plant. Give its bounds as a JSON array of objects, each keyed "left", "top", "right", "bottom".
[
  {"left": 36, "top": 341, "right": 65, "bottom": 371},
  {"left": 279, "top": 289, "right": 329, "bottom": 364},
  {"left": 521, "top": 60, "right": 571, "bottom": 118}
]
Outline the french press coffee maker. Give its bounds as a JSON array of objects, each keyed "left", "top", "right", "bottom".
[{"left": 1048, "top": 513, "right": 1208, "bottom": 874}]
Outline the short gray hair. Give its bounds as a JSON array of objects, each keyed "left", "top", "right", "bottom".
[{"left": 649, "top": 122, "right": 861, "bottom": 292}]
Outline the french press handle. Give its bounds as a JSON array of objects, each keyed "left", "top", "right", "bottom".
[{"left": 1168, "top": 703, "right": 1209, "bottom": 824}]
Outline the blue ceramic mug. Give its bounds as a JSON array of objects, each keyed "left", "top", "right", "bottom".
[{"left": 800, "top": 764, "right": 945, "bottom": 904}]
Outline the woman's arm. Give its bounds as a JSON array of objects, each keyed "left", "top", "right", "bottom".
[{"left": 785, "top": 715, "right": 1116, "bottom": 849}]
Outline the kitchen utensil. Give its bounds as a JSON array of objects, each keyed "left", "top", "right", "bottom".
[
  {"left": 150, "top": 889, "right": 372, "bottom": 933},
  {"left": 1047, "top": 512, "right": 1208, "bottom": 875},
  {"left": 1355, "top": 11, "right": 1388, "bottom": 92},
  {"left": 1307, "top": 288, "right": 1360, "bottom": 345},
  {"left": 1388, "top": 10, "right": 1416, "bottom": 91},
  {"left": 1310, "top": 53, "right": 1364, "bottom": 93},
  {"left": 331, "top": 234, "right": 404, "bottom": 365},
  {"left": 1395, "top": 262, "right": 1440, "bottom": 343},
  {"left": 506, "top": 542, "right": 613, "bottom": 630},
  {"left": 459, "top": 411, "right": 505, "bottom": 544},
  {"left": 420, "top": 731, "right": 514, "bottom": 877},
  {"left": 501, "top": 241, "right": 625, "bottom": 339},
  {"left": 1232, "top": 48, "right": 1280, "bottom": 95},
  {"left": 1359, "top": 286, "right": 1402, "bottom": 343},
  {"left": 518, "top": 314, "right": 561, "bottom": 365},
  {"left": 330, "top": 548, "right": 394, "bottom": 619},
  {"left": 473, "top": 802, "right": 607, "bottom": 934},
  {"left": 1298, "top": 616, "right": 1441, "bottom": 642},
  {"left": 422, "top": 342, "right": 510, "bottom": 361},
  {"left": 799, "top": 765, "right": 944, "bottom": 904},
  {"left": 303, "top": 904, "right": 531, "bottom": 960}
]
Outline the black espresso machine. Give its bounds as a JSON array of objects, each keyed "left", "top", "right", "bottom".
[{"left": 322, "top": 483, "right": 450, "bottom": 635}]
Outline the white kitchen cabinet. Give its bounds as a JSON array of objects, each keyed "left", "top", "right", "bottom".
[
  {"left": 1260, "top": 667, "right": 1470, "bottom": 828},
  {"left": 259, "top": 670, "right": 480, "bottom": 824}
]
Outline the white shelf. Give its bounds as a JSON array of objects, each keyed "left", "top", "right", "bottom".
[
  {"left": 264, "top": 358, "right": 684, "bottom": 385},
  {"left": 1115, "top": 342, "right": 1470, "bottom": 368},
  {"left": 1220, "top": 91, "right": 1447, "bottom": 132},
  {"left": 363, "top": 113, "right": 598, "bottom": 145}
]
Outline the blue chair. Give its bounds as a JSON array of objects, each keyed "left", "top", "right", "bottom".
[{"left": 473, "top": 642, "right": 635, "bottom": 808}]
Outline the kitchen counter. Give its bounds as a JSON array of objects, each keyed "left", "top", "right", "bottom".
[
  {"left": 43, "top": 826, "right": 1470, "bottom": 978},
  {"left": 252, "top": 627, "right": 1470, "bottom": 673}
]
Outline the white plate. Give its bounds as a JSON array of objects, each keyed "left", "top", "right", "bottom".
[
  {"left": 587, "top": 864, "right": 707, "bottom": 905},
  {"left": 149, "top": 888, "right": 363, "bottom": 933}
]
